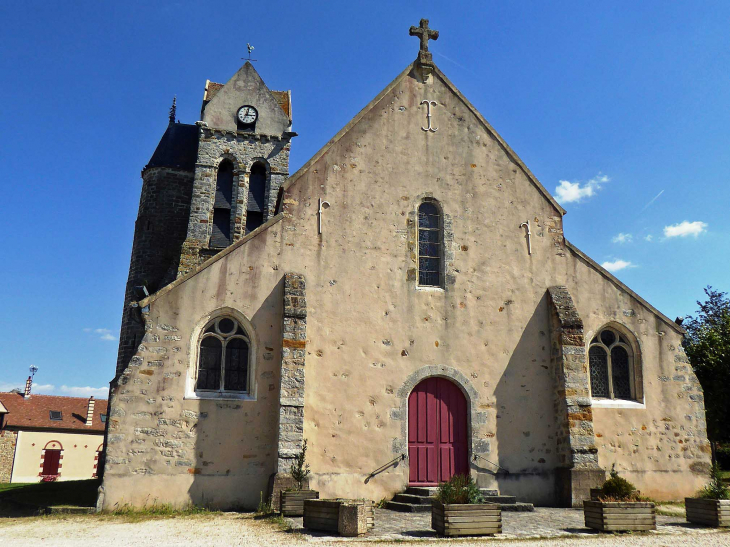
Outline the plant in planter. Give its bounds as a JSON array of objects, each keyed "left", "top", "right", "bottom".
[
  {"left": 431, "top": 474, "right": 501, "bottom": 537},
  {"left": 584, "top": 465, "right": 655, "bottom": 532},
  {"left": 281, "top": 439, "right": 319, "bottom": 516},
  {"left": 685, "top": 464, "right": 730, "bottom": 527}
]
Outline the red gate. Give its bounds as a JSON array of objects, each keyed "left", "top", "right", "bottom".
[{"left": 408, "top": 377, "right": 469, "bottom": 485}]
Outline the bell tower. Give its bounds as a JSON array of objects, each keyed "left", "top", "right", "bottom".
[
  {"left": 177, "top": 62, "right": 295, "bottom": 276},
  {"left": 115, "top": 62, "right": 294, "bottom": 375}
]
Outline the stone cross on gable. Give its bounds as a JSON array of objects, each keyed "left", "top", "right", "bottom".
[{"left": 409, "top": 18, "right": 439, "bottom": 66}]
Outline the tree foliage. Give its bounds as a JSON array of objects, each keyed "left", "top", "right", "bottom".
[
  {"left": 683, "top": 286, "right": 730, "bottom": 444},
  {"left": 289, "top": 439, "right": 311, "bottom": 490}
]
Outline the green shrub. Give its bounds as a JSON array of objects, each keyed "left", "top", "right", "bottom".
[
  {"left": 435, "top": 474, "right": 484, "bottom": 505},
  {"left": 697, "top": 464, "right": 730, "bottom": 500},
  {"left": 289, "top": 439, "right": 311, "bottom": 491},
  {"left": 598, "top": 465, "right": 640, "bottom": 501}
]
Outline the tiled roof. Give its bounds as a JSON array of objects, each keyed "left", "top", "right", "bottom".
[
  {"left": 270, "top": 90, "right": 292, "bottom": 118},
  {"left": 0, "top": 392, "right": 108, "bottom": 433},
  {"left": 204, "top": 81, "right": 291, "bottom": 118}
]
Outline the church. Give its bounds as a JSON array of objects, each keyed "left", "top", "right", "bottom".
[{"left": 100, "top": 21, "right": 712, "bottom": 510}]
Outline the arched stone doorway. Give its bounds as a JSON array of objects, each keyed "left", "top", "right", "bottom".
[{"left": 408, "top": 377, "right": 469, "bottom": 485}]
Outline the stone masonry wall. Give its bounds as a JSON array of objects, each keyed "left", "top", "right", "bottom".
[
  {"left": 0, "top": 430, "right": 17, "bottom": 482},
  {"left": 548, "top": 286, "right": 604, "bottom": 506},
  {"left": 271, "top": 273, "right": 307, "bottom": 511},
  {"left": 116, "top": 167, "right": 194, "bottom": 376},
  {"left": 178, "top": 127, "right": 291, "bottom": 277}
]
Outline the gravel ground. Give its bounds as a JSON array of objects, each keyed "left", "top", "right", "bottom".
[{"left": 0, "top": 512, "right": 728, "bottom": 547}]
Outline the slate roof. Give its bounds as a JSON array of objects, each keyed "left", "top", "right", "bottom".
[
  {"left": 146, "top": 123, "right": 199, "bottom": 172},
  {"left": 0, "top": 392, "right": 108, "bottom": 433}
]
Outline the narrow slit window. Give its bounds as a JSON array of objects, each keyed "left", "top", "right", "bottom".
[{"left": 418, "top": 201, "right": 442, "bottom": 287}]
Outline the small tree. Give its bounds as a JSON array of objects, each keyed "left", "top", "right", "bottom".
[
  {"left": 289, "top": 439, "right": 311, "bottom": 490},
  {"left": 684, "top": 287, "right": 730, "bottom": 453},
  {"left": 697, "top": 464, "right": 730, "bottom": 500}
]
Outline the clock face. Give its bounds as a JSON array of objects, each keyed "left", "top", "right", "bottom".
[{"left": 237, "top": 105, "right": 258, "bottom": 124}]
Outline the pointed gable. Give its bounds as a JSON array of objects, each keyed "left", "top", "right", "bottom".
[{"left": 201, "top": 62, "right": 291, "bottom": 135}]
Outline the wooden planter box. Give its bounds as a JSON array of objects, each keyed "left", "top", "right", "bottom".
[
  {"left": 432, "top": 501, "right": 501, "bottom": 537},
  {"left": 303, "top": 499, "right": 375, "bottom": 535},
  {"left": 584, "top": 500, "right": 656, "bottom": 532},
  {"left": 281, "top": 490, "right": 319, "bottom": 517},
  {"left": 685, "top": 498, "right": 730, "bottom": 527}
]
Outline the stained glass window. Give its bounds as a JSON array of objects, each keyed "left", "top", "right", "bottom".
[
  {"left": 196, "top": 316, "right": 250, "bottom": 393},
  {"left": 588, "top": 327, "right": 636, "bottom": 401},
  {"left": 611, "top": 346, "right": 631, "bottom": 399},
  {"left": 589, "top": 346, "right": 609, "bottom": 397},
  {"left": 418, "top": 201, "right": 442, "bottom": 287}
]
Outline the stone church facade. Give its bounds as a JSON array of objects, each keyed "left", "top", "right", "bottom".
[{"left": 100, "top": 22, "right": 711, "bottom": 510}]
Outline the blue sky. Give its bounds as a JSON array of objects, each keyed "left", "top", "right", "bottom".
[{"left": 1, "top": 1, "right": 728, "bottom": 397}]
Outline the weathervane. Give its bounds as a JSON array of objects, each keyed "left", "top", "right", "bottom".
[
  {"left": 29, "top": 364, "right": 38, "bottom": 379},
  {"left": 243, "top": 43, "right": 257, "bottom": 62}
]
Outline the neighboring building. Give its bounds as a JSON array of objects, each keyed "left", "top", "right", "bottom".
[
  {"left": 0, "top": 379, "right": 107, "bottom": 483},
  {"left": 101, "top": 21, "right": 712, "bottom": 510}
]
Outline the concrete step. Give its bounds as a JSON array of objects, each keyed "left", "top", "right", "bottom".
[
  {"left": 393, "top": 493, "right": 432, "bottom": 505},
  {"left": 405, "top": 486, "right": 500, "bottom": 497},
  {"left": 384, "top": 500, "right": 432, "bottom": 513},
  {"left": 482, "top": 495, "right": 517, "bottom": 504},
  {"left": 501, "top": 502, "right": 534, "bottom": 512},
  {"left": 405, "top": 487, "right": 438, "bottom": 497}
]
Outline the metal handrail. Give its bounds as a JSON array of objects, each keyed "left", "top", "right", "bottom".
[
  {"left": 472, "top": 453, "right": 509, "bottom": 474},
  {"left": 365, "top": 453, "right": 407, "bottom": 482}
]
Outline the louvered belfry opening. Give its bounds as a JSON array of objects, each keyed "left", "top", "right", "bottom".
[
  {"left": 211, "top": 160, "right": 234, "bottom": 247},
  {"left": 245, "top": 161, "right": 267, "bottom": 234}
]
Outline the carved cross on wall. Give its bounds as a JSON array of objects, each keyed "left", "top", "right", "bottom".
[{"left": 409, "top": 18, "right": 439, "bottom": 65}]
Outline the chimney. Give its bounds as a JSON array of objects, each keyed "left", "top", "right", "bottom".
[
  {"left": 86, "top": 396, "right": 95, "bottom": 426},
  {"left": 24, "top": 376, "right": 32, "bottom": 399}
]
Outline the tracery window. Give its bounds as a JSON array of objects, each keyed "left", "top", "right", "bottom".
[
  {"left": 418, "top": 201, "right": 442, "bottom": 287},
  {"left": 588, "top": 326, "right": 636, "bottom": 400},
  {"left": 196, "top": 316, "right": 251, "bottom": 394}
]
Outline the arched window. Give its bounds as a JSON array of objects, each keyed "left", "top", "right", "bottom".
[
  {"left": 211, "top": 160, "right": 234, "bottom": 247},
  {"left": 589, "top": 326, "right": 636, "bottom": 400},
  {"left": 246, "top": 162, "right": 267, "bottom": 234},
  {"left": 418, "top": 201, "right": 442, "bottom": 287},
  {"left": 196, "top": 316, "right": 251, "bottom": 394}
]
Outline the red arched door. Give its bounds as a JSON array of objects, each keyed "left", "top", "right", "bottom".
[{"left": 408, "top": 377, "right": 469, "bottom": 485}]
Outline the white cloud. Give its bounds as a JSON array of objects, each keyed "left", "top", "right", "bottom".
[
  {"left": 58, "top": 385, "right": 109, "bottom": 398},
  {"left": 0, "top": 382, "right": 106, "bottom": 398},
  {"left": 663, "top": 221, "right": 708, "bottom": 238},
  {"left": 645, "top": 235, "right": 653, "bottom": 242},
  {"left": 83, "top": 327, "right": 116, "bottom": 341},
  {"left": 612, "top": 233, "right": 633, "bottom": 244},
  {"left": 601, "top": 259, "right": 634, "bottom": 272},
  {"left": 555, "top": 174, "right": 609, "bottom": 204}
]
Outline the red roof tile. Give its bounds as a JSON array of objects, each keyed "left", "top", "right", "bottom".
[
  {"left": 0, "top": 392, "right": 108, "bottom": 433},
  {"left": 203, "top": 81, "right": 291, "bottom": 118}
]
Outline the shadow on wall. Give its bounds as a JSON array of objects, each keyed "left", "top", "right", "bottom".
[
  {"left": 187, "top": 277, "right": 284, "bottom": 510},
  {"left": 493, "top": 292, "right": 558, "bottom": 506}
]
